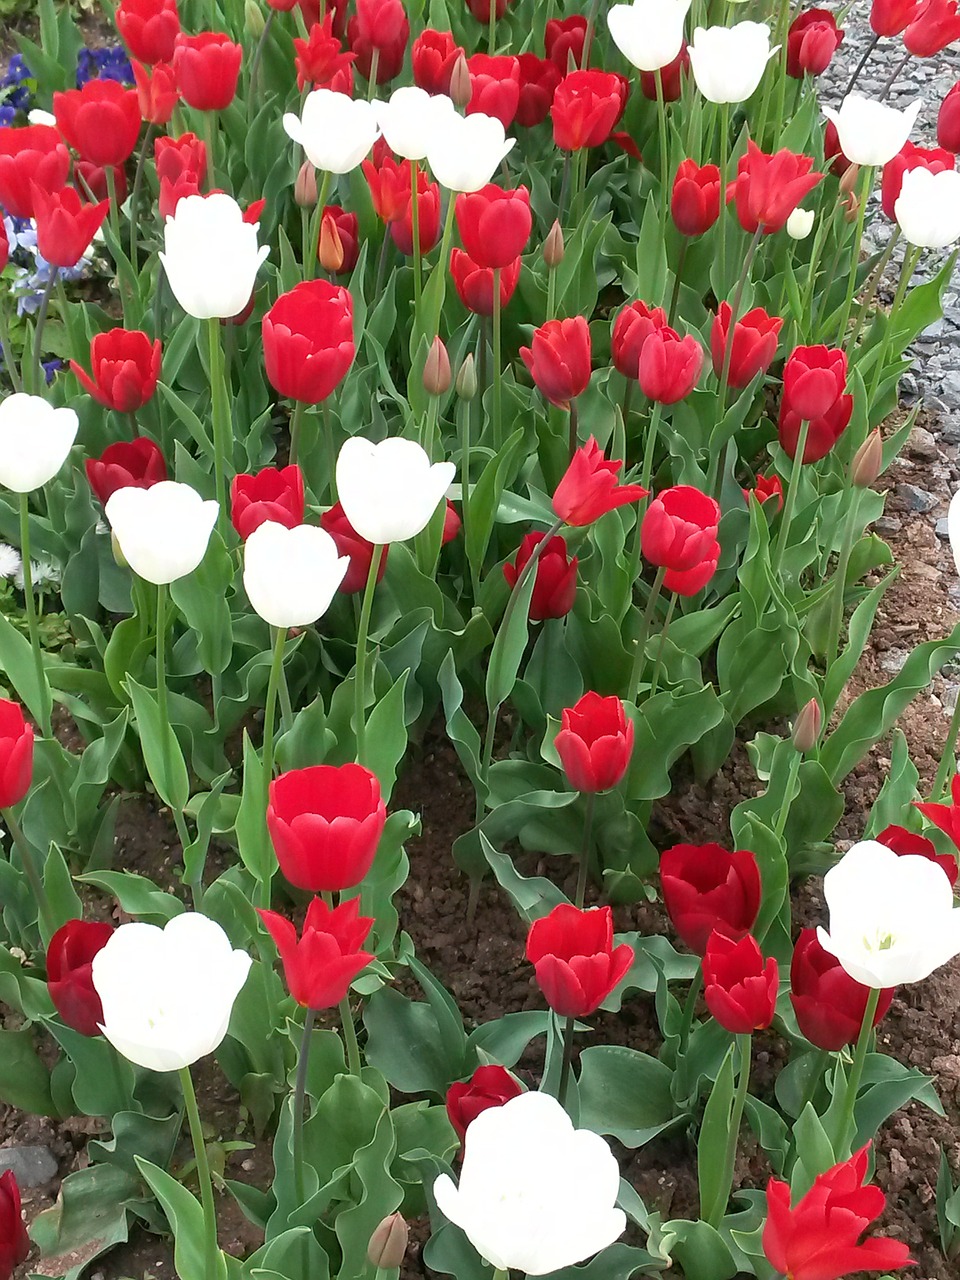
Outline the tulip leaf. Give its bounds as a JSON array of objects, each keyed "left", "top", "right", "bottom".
[
  {"left": 0, "top": 607, "right": 47, "bottom": 726},
  {"left": 662, "top": 1220, "right": 738, "bottom": 1280},
  {"left": 698, "top": 1044, "right": 736, "bottom": 1223},
  {"left": 363, "top": 986, "right": 467, "bottom": 1097},
  {"left": 125, "top": 676, "right": 190, "bottom": 812},
  {"left": 485, "top": 556, "right": 537, "bottom": 713},
  {"left": 577, "top": 1044, "right": 678, "bottom": 1149},
  {"left": 136, "top": 1156, "right": 222, "bottom": 1280},
  {"left": 624, "top": 685, "right": 726, "bottom": 801},
  {"left": 853, "top": 1055, "right": 944, "bottom": 1151},
  {"left": 439, "top": 650, "right": 483, "bottom": 795},
  {"left": 45, "top": 1019, "right": 137, "bottom": 1117},
  {"left": 42, "top": 841, "right": 82, "bottom": 938},
  {"left": 790, "top": 1103, "right": 836, "bottom": 1196},
  {"left": 76, "top": 870, "right": 183, "bottom": 924},
  {"left": 467, "top": 1010, "right": 552, "bottom": 1068},
  {"left": 363, "top": 669, "right": 410, "bottom": 799},
  {"left": 0, "top": 1025, "right": 56, "bottom": 1115},
  {"left": 465, "top": 428, "right": 525, "bottom": 577},
  {"left": 27, "top": 1163, "right": 133, "bottom": 1280},
  {"left": 601, "top": 935, "right": 699, "bottom": 1011},
  {"left": 170, "top": 531, "right": 235, "bottom": 678}
]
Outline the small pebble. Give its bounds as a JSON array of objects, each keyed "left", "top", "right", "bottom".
[{"left": 0, "top": 1145, "right": 58, "bottom": 1187}]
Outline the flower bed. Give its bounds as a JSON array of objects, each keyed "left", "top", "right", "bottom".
[{"left": 2, "top": 0, "right": 960, "bottom": 1277}]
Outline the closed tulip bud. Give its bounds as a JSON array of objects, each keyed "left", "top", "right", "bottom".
[
  {"left": 245, "top": 0, "right": 266, "bottom": 35},
  {"left": 792, "top": 698, "right": 822, "bottom": 753},
  {"left": 851, "top": 427, "right": 884, "bottom": 488},
  {"left": 295, "top": 160, "right": 318, "bottom": 208},
  {"left": 786, "top": 207, "right": 815, "bottom": 239},
  {"left": 449, "top": 52, "right": 472, "bottom": 108},
  {"left": 424, "top": 337, "right": 451, "bottom": 395},
  {"left": 544, "top": 218, "right": 564, "bottom": 268},
  {"left": 456, "top": 352, "right": 477, "bottom": 400},
  {"left": 319, "top": 210, "right": 345, "bottom": 272},
  {"left": 368, "top": 1213, "right": 409, "bottom": 1268}
]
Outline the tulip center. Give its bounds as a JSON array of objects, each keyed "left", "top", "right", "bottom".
[{"left": 863, "top": 929, "right": 896, "bottom": 953}]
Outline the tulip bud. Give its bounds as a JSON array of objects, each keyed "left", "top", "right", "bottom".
[
  {"left": 367, "top": 1213, "right": 409, "bottom": 1269},
  {"left": 319, "top": 211, "right": 344, "bottom": 273},
  {"left": 423, "top": 336, "right": 452, "bottom": 396},
  {"left": 792, "top": 698, "right": 822, "bottom": 753},
  {"left": 786, "top": 207, "right": 814, "bottom": 240},
  {"left": 839, "top": 163, "right": 861, "bottom": 197},
  {"left": 544, "top": 219, "right": 564, "bottom": 269},
  {"left": 295, "top": 161, "right": 318, "bottom": 208},
  {"left": 456, "top": 352, "right": 477, "bottom": 400},
  {"left": 851, "top": 427, "right": 884, "bottom": 489},
  {"left": 449, "top": 53, "right": 472, "bottom": 109},
  {"left": 110, "top": 529, "right": 129, "bottom": 569},
  {"left": 245, "top": 0, "right": 266, "bottom": 36},
  {"left": 842, "top": 191, "right": 860, "bottom": 224}
]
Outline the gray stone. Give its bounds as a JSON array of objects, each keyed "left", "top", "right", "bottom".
[
  {"left": 896, "top": 483, "right": 937, "bottom": 513},
  {"left": 906, "top": 426, "right": 939, "bottom": 461},
  {"left": 936, "top": 517, "right": 950, "bottom": 540},
  {"left": 880, "top": 649, "right": 910, "bottom": 675},
  {"left": 875, "top": 516, "right": 903, "bottom": 536},
  {"left": 0, "top": 1145, "right": 57, "bottom": 1187}
]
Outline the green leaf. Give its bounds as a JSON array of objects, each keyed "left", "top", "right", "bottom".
[
  {"left": 125, "top": 675, "right": 190, "bottom": 810},
  {"left": 485, "top": 558, "right": 537, "bottom": 712},
  {"left": 363, "top": 987, "right": 466, "bottom": 1097},
  {"left": 136, "top": 1156, "right": 224, "bottom": 1280},
  {"left": 28, "top": 1163, "right": 132, "bottom": 1280},
  {"left": 75, "top": 870, "right": 183, "bottom": 923},
  {"left": 577, "top": 1045, "right": 677, "bottom": 1148},
  {"left": 791, "top": 1103, "right": 836, "bottom": 1196},
  {"left": 698, "top": 1044, "right": 736, "bottom": 1223},
  {"left": 0, "top": 608, "right": 45, "bottom": 724},
  {"left": 364, "top": 669, "right": 410, "bottom": 799},
  {"left": 0, "top": 1025, "right": 55, "bottom": 1114}
]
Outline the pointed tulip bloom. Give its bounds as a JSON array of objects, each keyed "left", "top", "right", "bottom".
[
  {"left": 161, "top": 193, "right": 268, "bottom": 320},
  {"left": 446, "top": 1065, "right": 524, "bottom": 1142},
  {"left": 790, "top": 928, "right": 893, "bottom": 1052},
  {"left": 284, "top": 89, "right": 381, "bottom": 175},
  {"left": 743, "top": 473, "right": 784, "bottom": 512},
  {"left": 31, "top": 184, "right": 109, "bottom": 269},
  {"left": 425, "top": 110, "right": 516, "bottom": 192},
  {"left": 821, "top": 93, "right": 922, "bottom": 167},
  {"left": 555, "top": 692, "right": 634, "bottom": 793},
  {"left": 293, "top": 15, "right": 355, "bottom": 93},
  {"left": 0, "top": 1171, "right": 30, "bottom": 1279},
  {"left": 711, "top": 303, "right": 782, "bottom": 387},
  {"left": 71, "top": 328, "right": 162, "bottom": 413},
  {"left": 526, "top": 904, "right": 633, "bottom": 1018},
  {"left": 0, "top": 393, "right": 79, "bottom": 494},
  {"left": 660, "top": 842, "right": 761, "bottom": 955},
  {"left": 871, "top": 0, "right": 924, "bottom": 35},
  {"left": 46, "top": 919, "right": 115, "bottom": 1037},
  {"left": 0, "top": 699, "right": 33, "bottom": 809},
  {"left": 433, "top": 1092, "right": 625, "bottom": 1275},
  {"left": 85, "top": 438, "right": 167, "bottom": 506},
  {"left": 267, "top": 763, "right": 387, "bottom": 892},
  {"left": 552, "top": 436, "right": 647, "bottom": 525},
  {"left": 895, "top": 165, "right": 960, "bottom": 248},
  {"left": 336, "top": 436, "right": 454, "bottom": 545},
  {"left": 502, "top": 533, "right": 577, "bottom": 620},
  {"left": 671, "top": 159, "right": 721, "bottom": 236},
  {"left": 915, "top": 772, "right": 960, "bottom": 848},
  {"left": 520, "top": 316, "right": 592, "bottom": 408},
  {"left": 262, "top": 280, "right": 354, "bottom": 404},
  {"left": 231, "top": 465, "right": 305, "bottom": 541},
  {"left": 607, "top": 0, "right": 690, "bottom": 72},
  {"left": 904, "top": 0, "right": 960, "bottom": 55},
  {"left": 243, "top": 521, "right": 349, "bottom": 628},
  {"left": 92, "top": 913, "right": 251, "bottom": 1072},
  {"left": 733, "top": 142, "right": 823, "bottom": 235},
  {"left": 688, "top": 21, "right": 778, "bottom": 104},
  {"left": 105, "top": 481, "right": 218, "bottom": 584},
  {"left": 455, "top": 184, "right": 531, "bottom": 270},
  {"left": 132, "top": 60, "right": 180, "bottom": 125},
  {"left": 257, "top": 897, "right": 373, "bottom": 1009}
]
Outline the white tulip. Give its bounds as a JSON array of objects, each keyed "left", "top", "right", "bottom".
[
  {"left": 894, "top": 166, "right": 960, "bottom": 249},
  {"left": 433, "top": 1091, "right": 625, "bottom": 1276},
  {"left": 426, "top": 111, "right": 516, "bottom": 193},
  {"left": 821, "top": 93, "right": 922, "bottom": 167},
  {"left": 608, "top": 0, "right": 691, "bottom": 73},
  {"left": 160, "top": 193, "right": 269, "bottom": 321},
  {"left": 336, "top": 436, "right": 455, "bottom": 545},
  {"left": 817, "top": 841, "right": 960, "bottom": 988},
  {"left": 283, "top": 89, "right": 380, "bottom": 175},
  {"left": 688, "top": 22, "right": 778, "bottom": 104},
  {"left": 243, "top": 520, "right": 349, "bottom": 628},
  {"left": 92, "top": 913, "right": 251, "bottom": 1072},
  {"left": 376, "top": 86, "right": 456, "bottom": 161},
  {"left": 786, "top": 207, "right": 815, "bottom": 240},
  {"left": 105, "top": 481, "right": 218, "bottom": 585},
  {"left": 948, "top": 488, "right": 960, "bottom": 577},
  {"left": 27, "top": 109, "right": 57, "bottom": 128},
  {"left": 0, "top": 394, "right": 79, "bottom": 493}
]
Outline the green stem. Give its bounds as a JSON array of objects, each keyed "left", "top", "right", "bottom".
[
  {"left": 259, "top": 626, "right": 287, "bottom": 896},
  {"left": 429, "top": 195, "right": 458, "bottom": 338},
  {"left": 770, "top": 420, "right": 810, "bottom": 581},
  {"left": 639, "top": 402, "right": 664, "bottom": 498},
  {"left": 648, "top": 591, "right": 676, "bottom": 699},
  {"left": 707, "top": 1034, "right": 752, "bottom": 1228},
  {"left": 676, "top": 967, "right": 702, "bottom": 1060},
  {"left": 655, "top": 68, "right": 670, "bottom": 207},
  {"left": 202, "top": 110, "right": 218, "bottom": 189},
  {"left": 322, "top": 400, "right": 337, "bottom": 502},
  {"left": 247, "top": 8, "right": 276, "bottom": 102},
  {"left": 292, "top": 1006, "right": 316, "bottom": 1218},
  {"left": 179, "top": 1066, "right": 221, "bottom": 1280},
  {"left": 773, "top": 748, "right": 802, "bottom": 842},
  {"left": 557, "top": 1013, "right": 576, "bottom": 1107},
  {"left": 795, "top": 1047, "right": 829, "bottom": 1120},
  {"left": 833, "top": 986, "right": 881, "bottom": 1156},
  {"left": 30, "top": 267, "right": 58, "bottom": 397},
  {"left": 629, "top": 564, "right": 666, "bottom": 701},
  {"left": 546, "top": 262, "right": 557, "bottom": 322},
  {"left": 834, "top": 166, "right": 875, "bottom": 347},
  {"left": 574, "top": 791, "right": 596, "bottom": 908},
  {"left": 17, "top": 493, "right": 51, "bottom": 737},
  {"left": 717, "top": 102, "right": 730, "bottom": 298},
  {"left": 848, "top": 229, "right": 900, "bottom": 353},
  {"left": 339, "top": 994, "right": 362, "bottom": 1075},
  {"left": 305, "top": 170, "right": 332, "bottom": 281},
  {"left": 410, "top": 158, "right": 422, "bottom": 308},
  {"left": 128, "top": 122, "right": 157, "bottom": 276},
  {"left": 825, "top": 488, "right": 861, "bottom": 670},
  {"left": 487, "top": 0, "right": 497, "bottom": 54},
  {"left": 156, "top": 584, "right": 195, "bottom": 900},
  {"left": 289, "top": 401, "right": 305, "bottom": 468},
  {"left": 3, "top": 807, "right": 56, "bottom": 939},
  {"left": 717, "top": 225, "right": 765, "bottom": 419},
  {"left": 354, "top": 543, "right": 385, "bottom": 764},
  {"left": 868, "top": 243, "right": 922, "bottom": 404},
  {"left": 668, "top": 239, "right": 688, "bottom": 327},
  {"left": 801, "top": 211, "right": 832, "bottom": 341},
  {"left": 367, "top": 49, "right": 380, "bottom": 100},
  {"left": 621, "top": 378, "right": 634, "bottom": 430},
  {"left": 0, "top": 301, "right": 20, "bottom": 393},
  {"left": 206, "top": 317, "right": 231, "bottom": 534},
  {"left": 492, "top": 266, "right": 503, "bottom": 450},
  {"left": 932, "top": 690, "right": 960, "bottom": 801}
]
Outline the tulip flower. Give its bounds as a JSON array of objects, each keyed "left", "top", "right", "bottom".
[
  {"left": 31, "top": 184, "right": 109, "bottom": 270},
  {"left": 92, "top": 912, "right": 251, "bottom": 1071},
  {"left": 350, "top": 0, "right": 409, "bottom": 84},
  {"left": 516, "top": 54, "right": 561, "bottom": 127},
  {"left": 465, "top": 0, "right": 508, "bottom": 21},
  {"left": 320, "top": 502, "right": 390, "bottom": 594},
  {"left": 466, "top": 54, "right": 521, "bottom": 129},
  {"left": 450, "top": 250, "right": 521, "bottom": 315},
  {"left": 711, "top": 304, "right": 782, "bottom": 388},
  {"left": 0, "top": 699, "right": 33, "bottom": 810},
  {"left": 895, "top": 166, "right": 960, "bottom": 248},
  {"left": 732, "top": 143, "right": 823, "bottom": 236},
  {"left": 520, "top": 317, "right": 592, "bottom": 408},
  {"left": 0, "top": 393, "right": 79, "bottom": 494},
  {"left": 703, "top": 931, "right": 777, "bottom": 1034},
  {"left": 871, "top": 0, "right": 924, "bottom": 36},
  {"left": 640, "top": 45, "right": 689, "bottom": 102},
  {"left": 611, "top": 301, "right": 666, "bottom": 378},
  {"left": 877, "top": 822, "right": 959, "bottom": 885},
  {"left": 455, "top": 184, "right": 531, "bottom": 270},
  {"left": 364, "top": 153, "right": 414, "bottom": 224},
  {"left": 641, "top": 485, "right": 720, "bottom": 573},
  {"left": 790, "top": 928, "right": 893, "bottom": 1052},
  {"left": 786, "top": 207, "right": 815, "bottom": 239},
  {"left": 821, "top": 93, "right": 922, "bottom": 167},
  {"left": 174, "top": 32, "right": 242, "bottom": 111},
  {"left": 503, "top": 533, "right": 578, "bottom": 620},
  {"left": 671, "top": 160, "right": 721, "bottom": 236},
  {"left": 425, "top": 110, "right": 515, "bottom": 192},
  {"left": 665, "top": 541, "right": 719, "bottom": 596},
  {"left": 881, "top": 142, "right": 955, "bottom": 222},
  {"left": 243, "top": 521, "right": 349, "bottom": 628},
  {"left": 132, "top": 60, "right": 180, "bottom": 125},
  {"left": 555, "top": 692, "right": 634, "bottom": 793},
  {"left": 446, "top": 1065, "right": 524, "bottom": 1142},
  {"left": 526, "top": 903, "right": 633, "bottom": 1018},
  {"left": 545, "top": 16, "right": 587, "bottom": 72},
  {"left": 53, "top": 80, "right": 142, "bottom": 168},
  {"left": 71, "top": 329, "right": 162, "bottom": 413},
  {"left": 368, "top": 1214, "right": 409, "bottom": 1270},
  {"left": 914, "top": 772, "right": 960, "bottom": 847},
  {"left": 161, "top": 193, "right": 268, "bottom": 321},
  {"left": 763, "top": 1145, "right": 913, "bottom": 1280},
  {"left": 782, "top": 344, "right": 848, "bottom": 421},
  {"left": 818, "top": 840, "right": 960, "bottom": 987},
  {"left": 607, "top": 0, "right": 690, "bottom": 72},
  {"left": 155, "top": 131, "right": 206, "bottom": 186},
  {"left": 284, "top": 89, "right": 381, "bottom": 175},
  {"left": 0, "top": 1172, "right": 30, "bottom": 1279},
  {"left": 412, "top": 28, "right": 463, "bottom": 96},
  {"left": 262, "top": 280, "right": 354, "bottom": 405},
  {"left": 105, "top": 481, "right": 218, "bottom": 584},
  {"left": 267, "top": 763, "right": 387, "bottom": 892},
  {"left": 938, "top": 81, "right": 960, "bottom": 151},
  {"left": 905, "top": 0, "right": 960, "bottom": 55},
  {"left": 85, "top": 438, "right": 167, "bottom": 506},
  {"left": 230, "top": 466, "right": 304, "bottom": 541},
  {"left": 743, "top": 473, "right": 784, "bottom": 512},
  {"left": 786, "top": 9, "right": 844, "bottom": 78},
  {"left": 46, "top": 919, "right": 115, "bottom": 1037},
  {"left": 376, "top": 85, "right": 455, "bottom": 160},
  {"left": 778, "top": 393, "right": 853, "bottom": 464},
  {"left": 660, "top": 842, "right": 761, "bottom": 955},
  {"left": 551, "top": 69, "right": 626, "bottom": 151},
  {"left": 336, "top": 437, "right": 454, "bottom": 545},
  {"left": 552, "top": 437, "right": 647, "bottom": 525},
  {"left": 115, "top": 0, "right": 181, "bottom": 65},
  {"left": 638, "top": 327, "right": 703, "bottom": 403},
  {"left": 293, "top": 16, "right": 355, "bottom": 93},
  {"left": 0, "top": 125, "right": 71, "bottom": 220},
  {"left": 688, "top": 22, "right": 777, "bottom": 105},
  {"left": 435, "top": 1091, "right": 624, "bottom": 1274},
  {"left": 257, "top": 896, "right": 373, "bottom": 1009}
]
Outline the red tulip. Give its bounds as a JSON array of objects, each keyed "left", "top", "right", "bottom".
[
  {"left": 642, "top": 486, "right": 719, "bottom": 572},
  {"left": 782, "top": 344, "right": 848, "bottom": 420},
  {"left": 446, "top": 1066, "right": 524, "bottom": 1142},
  {"left": 786, "top": 9, "right": 844, "bottom": 78},
  {"left": 778, "top": 394, "right": 853, "bottom": 463},
  {"left": 552, "top": 69, "right": 626, "bottom": 151},
  {"left": 823, "top": 118, "right": 853, "bottom": 179},
  {"left": 733, "top": 142, "right": 823, "bottom": 236},
  {"left": 293, "top": 16, "right": 355, "bottom": 93},
  {"left": 320, "top": 502, "right": 390, "bottom": 594},
  {"left": 349, "top": 0, "right": 409, "bottom": 83},
  {"left": 671, "top": 159, "right": 721, "bottom": 236},
  {"left": 449, "top": 249, "right": 521, "bottom": 316},
  {"left": 158, "top": 172, "right": 200, "bottom": 220},
  {"left": 267, "top": 763, "right": 387, "bottom": 893},
  {"left": 877, "top": 821, "right": 959, "bottom": 885},
  {"left": 763, "top": 1144, "right": 913, "bottom": 1280},
  {"left": 664, "top": 541, "right": 719, "bottom": 596},
  {"left": 258, "top": 896, "right": 374, "bottom": 1009},
  {"left": 526, "top": 903, "right": 633, "bottom": 1017},
  {"left": 881, "top": 141, "right": 956, "bottom": 221},
  {"left": 638, "top": 327, "right": 703, "bottom": 404},
  {"left": 31, "top": 184, "right": 109, "bottom": 269},
  {"left": 545, "top": 16, "right": 587, "bottom": 72},
  {"left": 85, "top": 439, "right": 167, "bottom": 506},
  {"left": 502, "top": 533, "right": 577, "bottom": 621},
  {"left": 174, "top": 32, "right": 242, "bottom": 111},
  {"left": 938, "top": 82, "right": 960, "bottom": 152},
  {"left": 0, "top": 1171, "right": 30, "bottom": 1279},
  {"left": 871, "top": 0, "right": 924, "bottom": 36},
  {"left": 790, "top": 928, "right": 893, "bottom": 1052},
  {"left": 516, "top": 53, "right": 561, "bottom": 127},
  {"left": 155, "top": 131, "right": 206, "bottom": 186},
  {"left": 660, "top": 842, "right": 761, "bottom": 955},
  {"left": 364, "top": 154, "right": 413, "bottom": 224},
  {"left": 710, "top": 303, "right": 782, "bottom": 388},
  {"left": 466, "top": 54, "right": 521, "bottom": 129},
  {"left": 555, "top": 692, "right": 634, "bottom": 793},
  {"left": 231, "top": 465, "right": 305, "bottom": 541},
  {"left": 743, "top": 473, "right": 784, "bottom": 512},
  {"left": 75, "top": 160, "right": 127, "bottom": 205},
  {"left": 441, "top": 500, "right": 461, "bottom": 544},
  {"left": 520, "top": 316, "right": 591, "bottom": 407},
  {"left": 639, "top": 44, "right": 689, "bottom": 102},
  {"left": 611, "top": 300, "right": 668, "bottom": 380},
  {"left": 412, "top": 28, "right": 463, "bottom": 95},
  {"left": 455, "top": 184, "right": 531, "bottom": 270},
  {"left": 703, "top": 931, "right": 777, "bottom": 1034},
  {"left": 320, "top": 204, "right": 359, "bottom": 275},
  {"left": 465, "top": 0, "right": 508, "bottom": 23},
  {"left": 115, "top": 0, "right": 180, "bottom": 64},
  {"left": 46, "top": 919, "right": 115, "bottom": 1036},
  {"left": 71, "top": 328, "right": 162, "bottom": 413},
  {"left": 552, "top": 436, "right": 647, "bottom": 526},
  {"left": 0, "top": 700, "right": 33, "bottom": 810},
  {"left": 132, "top": 59, "right": 180, "bottom": 124},
  {"left": 0, "top": 126, "right": 71, "bottom": 220},
  {"left": 262, "top": 280, "right": 355, "bottom": 405},
  {"left": 53, "top": 80, "right": 141, "bottom": 168},
  {"left": 391, "top": 173, "right": 441, "bottom": 256},
  {"left": 905, "top": 0, "right": 960, "bottom": 55},
  {"left": 914, "top": 772, "right": 960, "bottom": 850}
]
